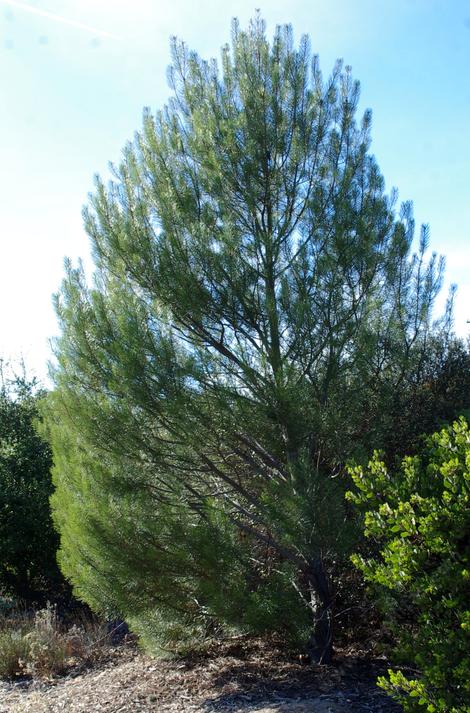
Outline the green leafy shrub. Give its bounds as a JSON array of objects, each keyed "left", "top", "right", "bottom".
[{"left": 347, "top": 418, "right": 470, "bottom": 712}]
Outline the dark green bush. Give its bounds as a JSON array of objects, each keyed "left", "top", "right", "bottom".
[
  {"left": 347, "top": 418, "right": 470, "bottom": 712},
  {"left": 0, "top": 370, "right": 62, "bottom": 601},
  {"left": 380, "top": 337, "right": 470, "bottom": 462}
]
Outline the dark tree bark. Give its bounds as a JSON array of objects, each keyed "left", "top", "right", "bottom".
[{"left": 307, "top": 558, "right": 333, "bottom": 664}]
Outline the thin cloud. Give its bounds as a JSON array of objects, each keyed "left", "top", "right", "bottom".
[{"left": 1, "top": 0, "right": 121, "bottom": 39}]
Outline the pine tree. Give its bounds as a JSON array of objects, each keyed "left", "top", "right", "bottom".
[{"left": 47, "top": 16, "right": 451, "bottom": 661}]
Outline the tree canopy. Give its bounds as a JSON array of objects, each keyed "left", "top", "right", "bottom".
[{"left": 47, "top": 16, "right": 456, "bottom": 661}]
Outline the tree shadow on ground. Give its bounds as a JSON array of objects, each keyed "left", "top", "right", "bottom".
[{"left": 189, "top": 641, "right": 402, "bottom": 712}]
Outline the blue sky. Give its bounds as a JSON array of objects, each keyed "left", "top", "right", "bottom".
[{"left": 1, "top": 0, "right": 469, "bottom": 383}]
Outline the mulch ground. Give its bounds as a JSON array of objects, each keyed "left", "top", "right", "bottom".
[{"left": 0, "top": 637, "right": 403, "bottom": 712}]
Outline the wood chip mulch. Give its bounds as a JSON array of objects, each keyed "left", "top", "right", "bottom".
[{"left": 0, "top": 637, "right": 403, "bottom": 712}]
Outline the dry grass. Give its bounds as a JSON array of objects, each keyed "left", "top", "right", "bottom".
[
  {"left": 0, "top": 627, "right": 31, "bottom": 678},
  {"left": 0, "top": 603, "right": 112, "bottom": 680}
]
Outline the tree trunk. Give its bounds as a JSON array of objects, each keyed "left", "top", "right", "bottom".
[{"left": 307, "top": 558, "right": 333, "bottom": 664}]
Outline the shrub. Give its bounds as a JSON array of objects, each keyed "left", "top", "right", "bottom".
[
  {"left": 0, "top": 368, "right": 63, "bottom": 602},
  {"left": 0, "top": 604, "right": 113, "bottom": 679},
  {"left": 347, "top": 418, "right": 470, "bottom": 712},
  {"left": 0, "top": 626, "right": 31, "bottom": 678},
  {"left": 24, "top": 604, "right": 68, "bottom": 677}
]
